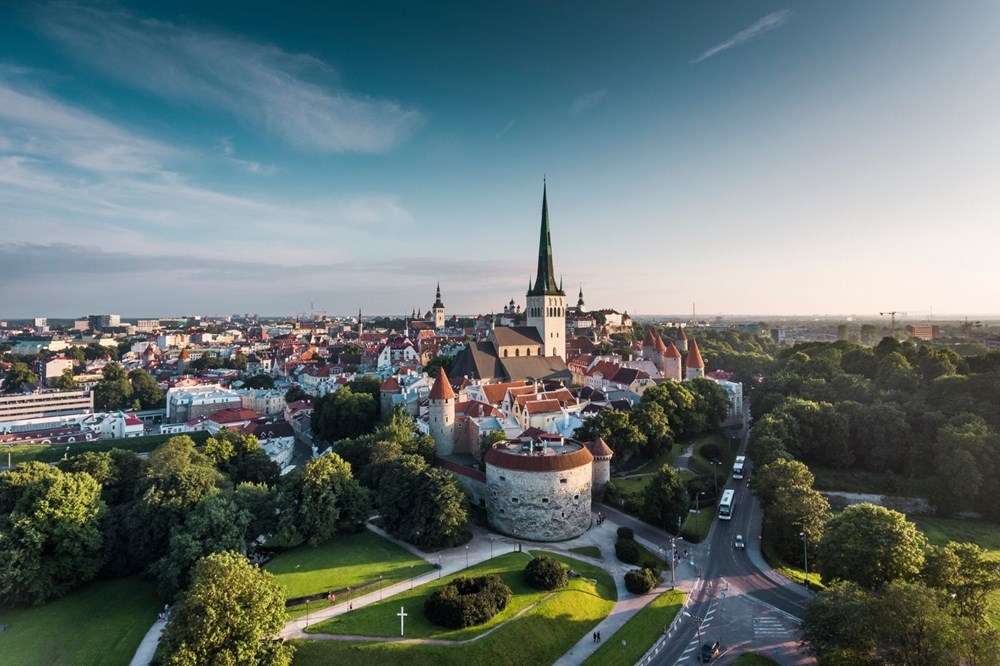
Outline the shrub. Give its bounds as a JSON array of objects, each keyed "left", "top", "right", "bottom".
[
  {"left": 615, "top": 537, "right": 641, "bottom": 564},
  {"left": 641, "top": 561, "right": 662, "bottom": 578},
  {"left": 624, "top": 567, "right": 658, "bottom": 594},
  {"left": 524, "top": 555, "right": 568, "bottom": 591},
  {"left": 701, "top": 443, "right": 723, "bottom": 463},
  {"left": 424, "top": 575, "right": 512, "bottom": 629},
  {"left": 617, "top": 526, "right": 635, "bottom": 541}
]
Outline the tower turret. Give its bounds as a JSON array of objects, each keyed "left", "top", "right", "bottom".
[
  {"left": 428, "top": 367, "right": 456, "bottom": 456},
  {"left": 525, "top": 181, "right": 566, "bottom": 360},
  {"left": 432, "top": 283, "right": 446, "bottom": 329},
  {"left": 685, "top": 337, "right": 705, "bottom": 380}
]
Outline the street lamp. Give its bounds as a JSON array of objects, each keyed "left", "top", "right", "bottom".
[
  {"left": 438, "top": 555, "right": 442, "bottom": 579},
  {"left": 621, "top": 639, "right": 627, "bottom": 664},
  {"left": 669, "top": 535, "right": 677, "bottom": 589},
  {"left": 379, "top": 574, "right": 384, "bottom": 600},
  {"left": 698, "top": 491, "right": 705, "bottom": 534},
  {"left": 710, "top": 461, "right": 721, "bottom": 498},
  {"left": 489, "top": 537, "right": 494, "bottom": 559},
  {"left": 465, "top": 545, "right": 469, "bottom": 568},
  {"left": 800, "top": 531, "right": 809, "bottom": 591}
]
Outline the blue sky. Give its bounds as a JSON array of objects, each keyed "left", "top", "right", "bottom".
[{"left": 2, "top": 1, "right": 998, "bottom": 319}]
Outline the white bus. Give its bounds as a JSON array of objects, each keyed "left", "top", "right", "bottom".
[
  {"left": 719, "top": 489, "right": 735, "bottom": 520},
  {"left": 732, "top": 456, "right": 746, "bottom": 480}
]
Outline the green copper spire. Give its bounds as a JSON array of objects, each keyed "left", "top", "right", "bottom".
[{"left": 528, "top": 182, "right": 564, "bottom": 296}]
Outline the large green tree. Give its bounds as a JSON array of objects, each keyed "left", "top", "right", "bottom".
[
  {"left": 312, "top": 386, "right": 379, "bottom": 442},
  {"left": 160, "top": 551, "right": 293, "bottom": 666},
  {"left": 2, "top": 361, "right": 39, "bottom": 393},
  {"left": 276, "top": 453, "right": 370, "bottom": 547},
  {"left": 377, "top": 454, "right": 469, "bottom": 548},
  {"left": 641, "top": 464, "right": 689, "bottom": 532},
  {"left": 573, "top": 409, "right": 647, "bottom": 462},
  {"left": 128, "top": 368, "right": 164, "bottom": 410},
  {"left": 94, "top": 363, "right": 134, "bottom": 410},
  {"left": 817, "top": 503, "right": 926, "bottom": 590},
  {"left": 0, "top": 463, "right": 105, "bottom": 605},
  {"left": 922, "top": 541, "right": 1000, "bottom": 622}
]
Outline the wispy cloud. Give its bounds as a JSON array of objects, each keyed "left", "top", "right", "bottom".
[
  {"left": 37, "top": 3, "right": 425, "bottom": 153},
  {"left": 692, "top": 10, "right": 793, "bottom": 64},
  {"left": 217, "top": 137, "right": 276, "bottom": 175},
  {"left": 495, "top": 120, "right": 515, "bottom": 139},
  {"left": 570, "top": 90, "right": 607, "bottom": 114}
]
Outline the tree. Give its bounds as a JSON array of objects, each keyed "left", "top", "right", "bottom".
[
  {"left": 685, "top": 377, "right": 730, "bottom": 433},
  {"left": 524, "top": 555, "right": 568, "bottom": 590},
  {"left": 160, "top": 551, "right": 293, "bottom": 666},
  {"left": 284, "top": 385, "right": 308, "bottom": 404},
  {"left": 128, "top": 368, "right": 164, "bottom": 410},
  {"left": 243, "top": 375, "right": 275, "bottom": 389},
  {"left": 818, "top": 503, "right": 926, "bottom": 590},
  {"left": 641, "top": 464, "right": 689, "bottom": 532},
  {"left": 424, "top": 355, "right": 453, "bottom": 379},
  {"left": 51, "top": 367, "right": 78, "bottom": 390},
  {"left": 752, "top": 458, "right": 815, "bottom": 511},
  {"left": 229, "top": 352, "right": 248, "bottom": 371},
  {"left": 633, "top": 401, "right": 672, "bottom": 450},
  {"left": 94, "top": 363, "right": 133, "bottom": 410},
  {"left": 276, "top": 453, "right": 370, "bottom": 547},
  {"left": 923, "top": 541, "right": 1000, "bottom": 622},
  {"left": 573, "top": 409, "right": 647, "bottom": 462},
  {"left": 640, "top": 382, "right": 696, "bottom": 437},
  {"left": 0, "top": 463, "right": 105, "bottom": 605},
  {"left": 2, "top": 361, "right": 39, "bottom": 393},
  {"left": 377, "top": 455, "right": 469, "bottom": 548},
  {"left": 151, "top": 492, "right": 251, "bottom": 595},
  {"left": 763, "top": 484, "right": 829, "bottom": 567},
  {"left": 801, "top": 581, "right": 878, "bottom": 664},
  {"left": 312, "top": 387, "right": 379, "bottom": 442}
]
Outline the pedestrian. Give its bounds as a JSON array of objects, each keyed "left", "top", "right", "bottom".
[
  {"left": 598, "top": 631, "right": 602, "bottom": 642},
  {"left": 592, "top": 631, "right": 597, "bottom": 643},
  {"left": 349, "top": 603, "right": 353, "bottom": 612}
]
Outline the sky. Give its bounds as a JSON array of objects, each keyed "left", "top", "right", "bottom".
[{"left": 1, "top": 1, "right": 999, "bottom": 319}]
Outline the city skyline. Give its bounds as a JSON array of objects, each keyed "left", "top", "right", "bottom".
[{"left": 2, "top": 1, "right": 999, "bottom": 318}]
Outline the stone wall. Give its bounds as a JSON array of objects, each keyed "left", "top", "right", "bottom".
[{"left": 486, "top": 462, "right": 591, "bottom": 541}]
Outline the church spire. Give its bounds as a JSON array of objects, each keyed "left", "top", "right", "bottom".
[
  {"left": 433, "top": 282, "right": 444, "bottom": 309},
  {"left": 528, "top": 181, "right": 564, "bottom": 296}
]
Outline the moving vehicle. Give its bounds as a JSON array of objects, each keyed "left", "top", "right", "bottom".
[
  {"left": 732, "top": 456, "right": 746, "bottom": 480},
  {"left": 701, "top": 640, "right": 721, "bottom": 662},
  {"left": 734, "top": 534, "right": 745, "bottom": 550},
  {"left": 718, "top": 489, "right": 735, "bottom": 520}
]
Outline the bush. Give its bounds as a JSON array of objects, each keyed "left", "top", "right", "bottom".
[
  {"left": 617, "top": 526, "right": 635, "bottom": 541},
  {"left": 701, "top": 443, "right": 723, "bottom": 463},
  {"left": 424, "top": 575, "right": 512, "bottom": 629},
  {"left": 524, "top": 555, "right": 568, "bottom": 591},
  {"left": 615, "top": 537, "right": 641, "bottom": 564},
  {"left": 624, "top": 567, "right": 658, "bottom": 594},
  {"left": 641, "top": 561, "right": 662, "bottom": 578}
]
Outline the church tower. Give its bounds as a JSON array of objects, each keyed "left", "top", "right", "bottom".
[
  {"left": 428, "top": 367, "right": 456, "bottom": 456},
  {"left": 576, "top": 286, "right": 585, "bottom": 313},
  {"left": 526, "top": 182, "right": 566, "bottom": 360},
  {"left": 432, "top": 283, "right": 446, "bottom": 330}
]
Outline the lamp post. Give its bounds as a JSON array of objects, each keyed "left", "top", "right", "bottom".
[
  {"left": 698, "top": 491, "right": 705, "bottom": 534},
  {"left": 489, "top": 537, "right": 494, "bottom": 559},
  {"left": 711, "top": 461, "right": 720, "bottom": 498},
  {"left": 800, "top": 531, "right": 809, "bottom": 591},
  {"left": 379, "top": 574, "right": 384, "bottom": 600},
  {"left": 621, "top": 639, "right": 627, "bottom": 664},
  {"left": 669, "top": 535, "right": 677, "bottom": 589},
  {"left": 465, "top": 545, "right": 469, "bottom": 568}
]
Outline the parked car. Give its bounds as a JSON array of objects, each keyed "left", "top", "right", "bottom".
[
  {"left": 701, "top": 640, "right": 721, "bottom": 662},
  {"left": 734, "top": 534, "right": 745, "bottom": 550}
]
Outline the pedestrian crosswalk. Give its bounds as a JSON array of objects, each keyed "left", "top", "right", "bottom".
[{"left": 754, "top": 615, "right": 790, "bottom": 638}]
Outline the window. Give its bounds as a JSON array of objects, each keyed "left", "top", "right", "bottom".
[
  {"left": 560, "top": 478, "right": 567, "bottom": 484},
  {"left": 542, "top": 498, "right": 549, "bottom": 503},
  {"left": 574, "top": 494, "right": 580, "bottom": 500},
  {"left": 512, "top": 497, "right": 519, "bottom": 503}
]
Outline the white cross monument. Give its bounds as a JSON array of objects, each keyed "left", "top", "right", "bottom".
[{"left": 398, "top": 606, "right": 407, "bottom": 636}]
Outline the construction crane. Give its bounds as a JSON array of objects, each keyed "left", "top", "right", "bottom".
[
  {"left": 879, "top": 311, "right": 906, "bottom": 336},
  {"left": 961, "top": 317, "right": 982, "bottom": 341}
]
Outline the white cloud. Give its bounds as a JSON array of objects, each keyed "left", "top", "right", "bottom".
[
  {"left": 495, "top": 120, "right": 515, "bottom": 139},
  {"left": 570, "top": 90, "right": 607, "bottom": 114},
  {"left": 692, "top": 10, "right": 793, "bottom": 64},
  {"left": 217, "top": 136, "right": 276, "bottom": 175},
  {"left": 37, "top": 3, "right": 425, "bottom": 153}
]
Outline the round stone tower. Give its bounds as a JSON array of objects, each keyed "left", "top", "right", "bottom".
[
  {"left": 685, "top": 337, "right": 705, "bottom": 380},
  {"left": 428, "top": 367, "right": 456, "bottom": 456},
  {"left": 663, "top": 341, "right": 683, "bottom": 382},
  {"left": 485, "top": 435, "right": 593, "bottom": 541}
]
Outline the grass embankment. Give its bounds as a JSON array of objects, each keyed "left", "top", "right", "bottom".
[
  {"left": 4, "top": 431, "right": 211, "bottom": 466},
  {"left": 688, "top": 432, "right": 734, "bottom": 479},
  {"left": 810, "top": 465, "right": 932, "bottom": 498},
  {"left": 0, "top": 576, "right": 161, "bottom": 666},
  {"left": 582, "top": 589, "right": 685, "bottom": 665},
  {"left": 760, "top": 538, "right": 824, "bottom": 591},
  {"left": 267, "top": 530, "right": 433, "bottom": 615},
  {"left": 570, "top": 546, "right": 602, "bottom": 560},
  {"left": 292, "top": 551, "right": 616, "bottom": 666},
  {"left": 911, "top": 515, "right": 1000, "bottom": 629}
]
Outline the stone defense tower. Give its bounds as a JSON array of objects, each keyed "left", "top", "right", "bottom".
[
  {"left": 178, "top": 347, "right": 191, "bottom": 374},
  {"left": 663, "top": 340, "right": 683, "bottom": 382},
  {"left": 586, "top": 437, "right": 614, "bottom": 499},
  {"left": 431, "top": 283, "right": 446, "bottom": 330},
  {"left": 641, "top": 329, "right": 658, "bottom": 367},
  {"left": 526, "top": 182, "right": 566, "bottom": 360},
  {"left": 685, "top": 337, "right": 705, "bottom": 380},
  {"left": 675, "top": 327, "right": 688, "bottom": 354},
  {"left": 428, "top": 367, "right": 456, "bottom": 456}
]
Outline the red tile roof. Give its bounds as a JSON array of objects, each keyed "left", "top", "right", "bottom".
[
  {"left": 429, "top": 367, "right": 455, "bottom": 400},
  {"left": 687, "top": 338, "right": 704, "bottom": 368},
  {"left": 663, "top": 341, "right": 682, "bottom": 358},
  {"left": 585, "top": 437, "right": 614, "bottom": 458}
]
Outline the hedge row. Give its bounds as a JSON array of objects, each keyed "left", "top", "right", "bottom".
[{"left": 424, "top": 575, "right": 512, "bottom": 629}]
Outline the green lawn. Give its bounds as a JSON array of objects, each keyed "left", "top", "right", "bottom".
[
  {"left": 570, "top": 546, "right": 602, "bottom": 560},
  {"left": 291, "top": 551, "right": 616, "bottom": 666},
  {"left": 681, "top": 507, "right": 713, "bottom": 543},
  {"left": 582, "top": 589, "right": 685, "bottom": 665},
  {"left": 760, "top": 539, "right": 824, "bottom": 591},
  {"left": 3, "top": 432, "right": 211, "bottom": 467},
  {"left": 267, "top": 530, "right": 434, "bottom": 601},
  {"left": 627, "top": 441, "right": 684, "bottom": 475},
  {"left": 688, "top": 432, "right": 732, "bottom": 479},
  {"left": 0, "top": 576, "right": 161, "bottom": 666}
]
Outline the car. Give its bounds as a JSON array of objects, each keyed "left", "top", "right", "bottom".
[
  {"left": 700, "top": 640, "right": 721, "bottom": 662},
  {"left": 734, "top": 534, "right": 745, "bottom": 550}
]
